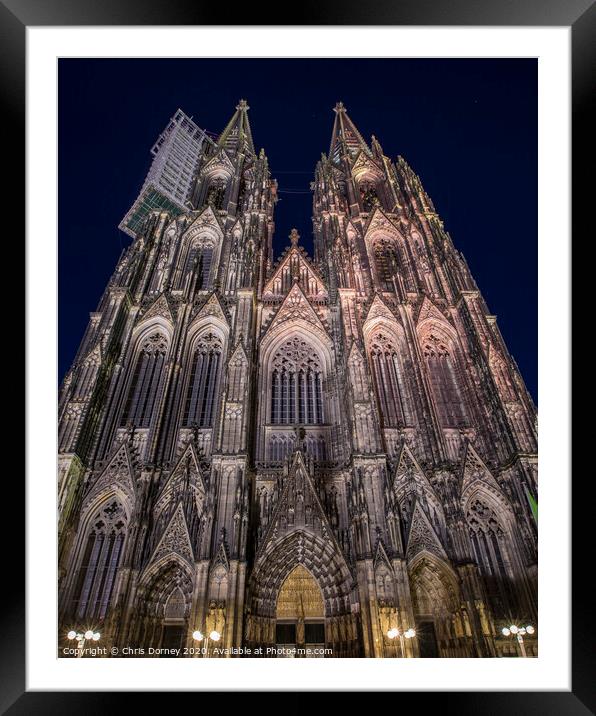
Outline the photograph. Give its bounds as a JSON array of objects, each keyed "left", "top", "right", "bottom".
[{"left": 56, "top": 58, "right": 538, "bottom": 660}]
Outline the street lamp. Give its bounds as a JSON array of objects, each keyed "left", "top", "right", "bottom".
[
  {"left": 501, "top": 624, "right": 535, "bottom": 657},
  {"left": 67, "top": 628, "right": 100, "bottom": 657},
  {"left": 387, "top": 627, "right": 416, "bottom": 657},
  {"left": 192, "top": 629, "right": 221, "bottom": 657}
]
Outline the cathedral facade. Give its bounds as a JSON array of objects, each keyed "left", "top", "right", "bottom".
[{"left": 58, "top": 101, "right": 538, "bottom": 658}]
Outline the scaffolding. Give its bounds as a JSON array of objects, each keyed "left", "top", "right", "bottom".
[{"left": 119, "top": 109, "right": 215, "bottom": 238}]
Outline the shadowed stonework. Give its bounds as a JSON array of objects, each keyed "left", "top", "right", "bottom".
[{"left": 58, "top": 101, "right": 537, "bottom": 658}]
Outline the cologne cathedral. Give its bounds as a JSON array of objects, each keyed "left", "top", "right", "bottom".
[{"left": 58, "top": 101, "right": 538, "bottom": 658}]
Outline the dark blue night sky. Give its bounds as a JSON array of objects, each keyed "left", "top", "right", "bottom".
[{"left": 59, "top": 58, "right": 537, "bottom": 401}]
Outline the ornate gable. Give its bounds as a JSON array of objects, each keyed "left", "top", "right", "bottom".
[
  {"left": 262, "top": 281, "right": 329, "bottom": 339},
  {"left": 191, "top": 291, "right": 230, "bottom": 326},
  {"left": 140, "top": 293, "right": 175, "bottom": 325},
  {"left": 263, "top": 245, "right": 327, "bottom": 299},
  {"left": 83, "top": 443, "right": 136, "bottom": 512},
  {"left": 183, "top": 205, "right": 225, "bottom": 239},
  {"left": 228, "top": 217, "right": 244, "bottom": 236},
  {"left": 155, "top": 443, "right": 207, "bottom": 517},
  {"left": 406, "top": 500, "right": 447, "bottom": 561},
  {"left": 212, "top": 539, "right": 230, "bottom": 573},
  {"left": 348, "top": 340, "right": 365, "bottom": 365},
  {"left": 392, "top": 442, "right": 439, "bottom": 503},
  {"left": 255, "top": 451, "right": 341, "bottom": 565},
  {"left": 150, "top": 502, "right": 194, "bottom": 566},
  {"left": 345, "top": 220, "right": 361, "bottom": 243},
  {"left": 228, "top": 341, "right": 248, "bottom": 367},
  {"left": 373, "top": 538, "right": 392, "bottom": 570},
  {"left": 415, "top": 296, "right": 450, "bottom": 327},
  {"left": 393, "top": 443, "right": 428, "bottom": 490},
  {"left": 199, "top": 147, "right": 235, "bottom": 178},
  {"left": 363, "top": 293, "right": 398, "bottom": 326},
  {"left": 460, "top": 442, "right": 502, "bottom": 498},
  {"left": 363, "top": 207, "right": 402, "bottom": 240},
  {"left": 351, "top": 150, "right": 384, "bottom": 179}
]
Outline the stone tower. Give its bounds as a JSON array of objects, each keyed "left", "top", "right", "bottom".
[{"left": 58, "top": 101, "right": 538, "bottom": 658}]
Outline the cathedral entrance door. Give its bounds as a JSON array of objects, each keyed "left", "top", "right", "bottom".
[
  {"left": 275, "top": 565, "right": 326, "bottom": 658},
  {"left": 159, "top": 587, "right": 187, "bottom": 657},
  {"left": 416, "top": 620, "right": 439, "bottom": 658},
  {"left": 160, "top": 624, "right": 185, "bottom": 656}
]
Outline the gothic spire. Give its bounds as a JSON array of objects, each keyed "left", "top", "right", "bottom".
[
  {"left": 217, "top": 99, "right": 256, "bottom": 157},
  {"left": 329, "top": 101, "right": 371, "bottom": 163}
]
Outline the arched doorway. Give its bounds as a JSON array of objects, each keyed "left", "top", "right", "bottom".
[
  {"left": 160, "top": 587, "right": 187, "bottom": 656},
  {"left": 408, "top": 553, "right": 472, "bottom": 658},
  {"left": 275, "top": 565, "right": 325, "bottom": 657},
  {"left": 130, "top": 560, "right": 193, "bottom": 655}
]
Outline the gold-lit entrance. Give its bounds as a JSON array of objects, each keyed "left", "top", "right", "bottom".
[{"left": 275, "top": 565, "right": 326, "bottom": 657}]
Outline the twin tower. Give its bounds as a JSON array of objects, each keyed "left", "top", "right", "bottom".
[{"left": 58, "top": 101, "right": 538, "bottom": 658}]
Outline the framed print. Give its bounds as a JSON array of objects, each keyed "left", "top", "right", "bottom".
[{"left": 10, "top": 0, "right": 591, "bottom": 709}]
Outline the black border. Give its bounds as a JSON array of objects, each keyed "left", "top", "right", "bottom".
[{"left": 10, "top": 0, "right": 593, "bottom": 709}]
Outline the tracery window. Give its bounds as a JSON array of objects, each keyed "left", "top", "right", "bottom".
[
  {"left": 467, "top": 498, "right": 513, "bottom": 613},
  {"left": 121, "top": 333, "right": 168, "bottom": 428},
  {"left": 360, "top": 181, "right": 380, "bottom": 212},
  {"left": 373, "top": 240, "right": 398, "bottom": 291},
  {"left": 267, "top": 433, "right": 327, "bottom": 462},
  {"left": 422, "top": 334, "right": 468, "bottom": 427},
  {"left": 305, "top": 434, "right": 327, "bottom": 461},
  {"left": 183, "top": 332, "right": 223, "bottom": 427},
  {"left": 197, "top": 246, "right": 213, "bottom": 289},
  {"left": 270, "top": 337, "right": 324, "bottom": 425},
  {"left": 180, "top": 242, "right": 214, "bottom": 291},
  {"left": 369, "top": 331, "right": 411, "bottom": 427},
  {"left": 268, "top": 434, "right": 295, "bottom": 462},
  {"left": 206, "top": 178, "right": 226, "bottom": 210},
  {"left": 72, "top": 500, "right": 127, "bottom": 621}
]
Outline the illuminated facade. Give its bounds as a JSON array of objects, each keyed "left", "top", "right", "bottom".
[{"left": 58, "top": 101, "right": 538, "bottom": 657}]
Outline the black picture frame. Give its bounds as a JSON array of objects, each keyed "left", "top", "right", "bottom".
[{"left": 10, "top": 0, "right": 591, "bottom": 710}]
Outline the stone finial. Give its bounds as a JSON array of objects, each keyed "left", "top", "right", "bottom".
[
  {"left": 236, "top": 99, "right": 249, "bottom": 111},
  {"left": 334, "top": 101, "right": 346, "bottom": 113},
  {"left": 289, "top": 228, "right": 300, "bottom": 246}
]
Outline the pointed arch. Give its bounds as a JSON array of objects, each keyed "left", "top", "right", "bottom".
[
  {"left": 354, "top": 165, "right": 384, "bottom": 212},
  {"left": 182, "top": 330, "right": 224, "bottom": 428},
  {"left": 171, "top": 209, "right": 224, "bottom": 292},
  {"left": 164, "top": 586, "right": 186, "bottom": 619},
  {"left": 462, "top": 483, "right": 520, "bottom": 618},
  {"left": 198, "top": 152, "right": 234, "bottom": 211},
  {"left": 363, "top": 212, "right": 416, "bottom": 292},
  {"left": 268, "top": 334, "right": 325, "bottom": 426},
  {"left": 407, "top": 551, "right": 472, "bottom": 657},
  {"left": 363, "top": 319, "right": 414, "bottom": 428},
  {"left": 259, "top": 325, "right": 334, "bottom": 459},
  {"left": 120, "top": 327, "right": 170, "bottom": 428},
  {"left": 133, "top": 556, "right": 194, "bottom": 651},
  {"left": 69, "top": 495, "right": 129, "bottom": 622},
  {"left": 417, "top": 321, "right": 469, "bottom": 428},
  {"left": 276, "top": 564, "right": 325, "bottom": 619},
  {"left": 374, "top": 543, "right": 397, "bottom": 605},
  {"left": 249, "top": 530, "right": 353, "bottom": 619},
  {"left": 408, "top": 551, "right": 461, "bottom": 619},
  {"left": 178, "top": 316, "right": 228, "bottom": 432}
]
